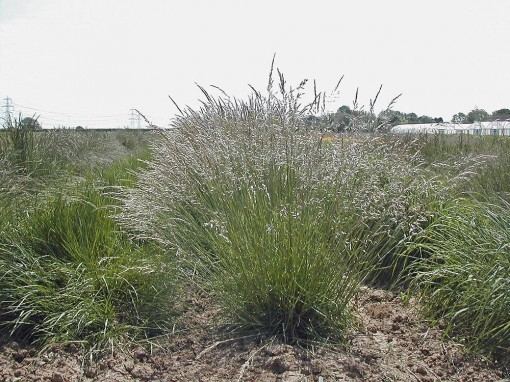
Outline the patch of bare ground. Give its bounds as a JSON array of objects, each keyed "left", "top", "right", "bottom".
[{"left": 0, "top": 288, "right": 507, "bottom": 381}]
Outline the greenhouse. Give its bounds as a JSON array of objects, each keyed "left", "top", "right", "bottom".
[{"left": 391, "top": 121, "right": 510, "bottom": 135}]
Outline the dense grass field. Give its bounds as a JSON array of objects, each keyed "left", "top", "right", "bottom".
[
  {"left": 1, "top": 86, "right": 509, "bottom": 375},
  {"left": 0, "top": 124, "right": 175, "bottom": 352}
]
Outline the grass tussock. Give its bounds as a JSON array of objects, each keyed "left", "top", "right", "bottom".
[
  {"left": 0, "top": 133, "right": 175, "bottom": 351},
  {"left": 408, "top": 199, "right": 510, "bottom": 357},
  {"left": 0, "top": 117, "right": 152, "bottom": 179},
  {"left": 422, "top": 134, "right": 510, "bottom": 196},
  {"left": 120, "top": 77, "right": 460, "bottom": 342}
]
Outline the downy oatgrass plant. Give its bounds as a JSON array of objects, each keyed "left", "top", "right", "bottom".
[
  {"left": 0, "top": 151, "right": 175, "bottom": 351},
  {"left": 408, "top": 199, "right": 510, "bottom": 358},
  {"left": 120, "top": 72, "right": 455, "bottom": 342}
]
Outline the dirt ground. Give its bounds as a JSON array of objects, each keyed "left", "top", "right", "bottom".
[{"left": 1, "top": 287, "right": 507, "bottom": 382}]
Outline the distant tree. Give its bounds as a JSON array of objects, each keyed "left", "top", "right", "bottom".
[
  {"left": 405, "top": 112, "right": 419, "bottom": 124},
  {"left": 75, "top": 125, "right": 85, "bottom": 130},
  {"left": 390, "top": 110, "right": 406, "bottom": 125},
  {"left": 466, "top": 108, "right": 490, "bottom": 123},
  {"left": 491, "top": 108, "right": 510, "bottom": 121},
  {"left": 20, "top": 117, "right": 42, "bottom": 130},
  {"left": 417, "top": 115, "right": 435, "bottom": 124},
  {"left": 337, "top": 105, "right": 352, "bottom": 114},
  {"left": 332, "top": 105, "right": 353, "bottom": 132},
  {"left": 452, "top": 112, "right": 467, "bottom": 123},
  {"left": 376, "top": 110, "right": 444, "bottom": 127},
  {"left": 314, "top": 106, "right": 445, "bottom": 131},
  {"left": 378, "top": 110, "right": 405, "bottom": 127}
]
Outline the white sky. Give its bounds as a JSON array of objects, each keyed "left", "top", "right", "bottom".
[{"left": 0, "top": 0, "right": 509, "bottom": 128}]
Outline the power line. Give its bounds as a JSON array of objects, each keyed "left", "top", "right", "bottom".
[
  {"left": 34, "top": 115, "right": 124, "bottom": 122},
  {"left": 12, "top": 102, "right": 125, "bottom": 118},
  {"left": 1, "top": 99, "right": 151, "bottom": 129},
  {"left": 7, "top": 101, "right": 130, "bottom": 128}
]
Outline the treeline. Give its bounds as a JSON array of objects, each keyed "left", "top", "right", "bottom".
[
  {"left": 307, "top": 105, "right": 444, "bottom": 132},
  {"left": 451, "top": 108, "right": 510, "bottom": 124},
  {"left": 307, "top": 105, "right": 510, "bottom": 132}
]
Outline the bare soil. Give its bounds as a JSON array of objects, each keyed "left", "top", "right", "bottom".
[{"left": 1, "top": 288, "right": 507, "bottom": 382}]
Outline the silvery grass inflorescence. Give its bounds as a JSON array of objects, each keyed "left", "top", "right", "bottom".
[{"left": 119, "top": 73, "right": 468, "bottom": 342}]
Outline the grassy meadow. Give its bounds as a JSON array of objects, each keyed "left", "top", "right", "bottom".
[
  {"left": 0, "top": 84, "right": 509, "bottom": 364},
  {"left": 0, "top": 121, "right": 175, "bottom": 351}
]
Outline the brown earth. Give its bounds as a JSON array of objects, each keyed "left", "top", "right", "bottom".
[{"left": 0, "top": 288, "right": 507, "bottom": 382}]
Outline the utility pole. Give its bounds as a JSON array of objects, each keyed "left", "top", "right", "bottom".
[{"left": 2, "top": 96, "right": 14, "bottom": 127}]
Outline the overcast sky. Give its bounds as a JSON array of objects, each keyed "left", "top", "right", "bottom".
[{"left": 0, "top": 0, "right": 509, "bottom": 128}]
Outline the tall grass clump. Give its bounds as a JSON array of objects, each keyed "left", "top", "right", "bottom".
[
  {"left": 120, "top": 72, "right": 454, "bottom": 341},
  {"left": 419, "top": 134, "right": 510, "bottom": 196},
  {"left": 0, "top": 115, "right": 37, "bottom": 173},
  {"left": 408, "top": 199, "right": 510, "bottom": 358},
  {"left": 0, "top": 135, "right": 39, "bottom": 235},
  {"left": 0, "top": 158, "right": 20, "bottom": 234},
  {"left": 1, "top": 115, "right": 151, "bottom": 181},
  {"left": 0, "top": 163, "right": 175, "bottom": 350}
]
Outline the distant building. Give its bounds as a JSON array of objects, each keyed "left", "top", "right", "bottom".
[{"left": 391, "top": 121, "right": 510, "bottom": 136}]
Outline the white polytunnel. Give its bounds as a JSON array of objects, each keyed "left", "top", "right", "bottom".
[{"left": 391, "top": 121, "right": 510, "bottom": 136}]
